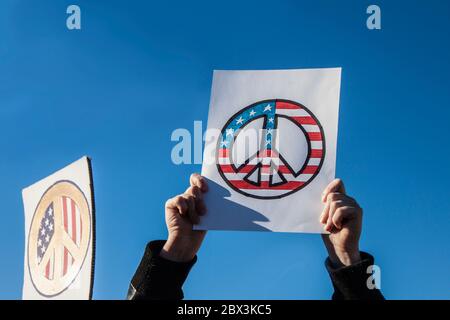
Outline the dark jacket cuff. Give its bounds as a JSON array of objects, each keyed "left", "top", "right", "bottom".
[
  {"left": 128, "top": 240, "right": 197, "bottom": 300},
  {"left": 325, "top": 251, "right": 384, "bottom": 300}
]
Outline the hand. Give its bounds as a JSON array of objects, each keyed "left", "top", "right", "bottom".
[
  {"left": 320, "top": 179, "right": 363, "bottom": 267},
  {"left": 160, "top": 173, "right": 208, "bottom": 262}
]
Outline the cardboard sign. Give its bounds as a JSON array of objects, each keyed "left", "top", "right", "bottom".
[
  {"left": 197, "top": 68, "right": 341, "bottom": 233},
  {"left": 22, "top": 157, "right": 95, "bottom": 299}
]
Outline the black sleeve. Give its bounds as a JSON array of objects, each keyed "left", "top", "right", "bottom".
[
  {"left": 325, "top": 251, "right": 385, "bottom": 300},
  {"left": 127, "top": 240, "right": 197, "bottom": 300}
]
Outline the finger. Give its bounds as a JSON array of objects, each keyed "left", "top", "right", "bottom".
[
  {"left": 325, "top": 200, "right": 344, "bottom": 232},
  {"left": 321, "top": 193, "right": 348, "bottom": 225},
  {"left": 184, "top": 194, "right": 200, "bottom": 224},
  {"left": 321, "top": 179, "right": 346, "bottom": 203},
  {"left": 325, "top": 195, "right": 359, "bottom": 231},
  {"left": 185, "top": 185, "right": 202, "bottom": 199},
  {"left": 186, "top": 186, "right": 207, "bottom": 215},
  {"left": 190, "top": 173, "right": 209, "bottom": 192},
  {"left": 325, "top": 192, "right": 355, "bottom": 204},
  {"left": 332, "top": 206, "right": 357, "bottom": 229},
  {"left": 320, "top": 200, "right": 330, "bottom": 224},
  {"left": 166, "top": 195, "right": 188, "bottom": 215}
]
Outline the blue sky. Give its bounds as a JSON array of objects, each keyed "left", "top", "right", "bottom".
[{"left": 1, "top": 0, "right": 449, "bottom": 299}]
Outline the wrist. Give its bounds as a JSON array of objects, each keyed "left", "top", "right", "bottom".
[
  {"left": 160, "top": 236, "right": 197, "bottom": 263},
  {"left": 328, "top": 249, "right": 361, "bottom": 268}
]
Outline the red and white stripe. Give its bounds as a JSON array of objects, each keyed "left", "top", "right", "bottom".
[
  {"left": 219, "top": 149, "right": 319, "bottom": 196},
  {"left": 61, "top": 196, "right": 82, "bottom": 276},
  {"left": 41, "top": 197, "right": 82, "bottom": 279},
  {"left": 218, "top": 100, "right": 324, "bottom": 196},
  {"left": 276, "top": 100, "right": 324, "bottom": 174},
  {"left": 276, "top": 101, "right": 322, "bottom": 136},
  {"left": 44, "top": 249, "right": 55, "bottom": 280}
]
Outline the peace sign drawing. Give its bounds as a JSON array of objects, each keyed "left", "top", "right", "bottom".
[
  {"left": 217, "top": 99, "right": 326, "bottom": 199},
  {"left": 27, "top": 181, "right": 91, "bottom": 297}
]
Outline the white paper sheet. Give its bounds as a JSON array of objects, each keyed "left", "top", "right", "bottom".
[
  {"left": 22, "top": 156, "right": 95, "bottom": 299},
  {"left": 197, "top": 68, "right": 341, "bottom": 233}
]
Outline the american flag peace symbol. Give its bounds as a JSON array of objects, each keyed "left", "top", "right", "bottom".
[
  {"left": 217, "top": 99, "right": 326, "bottom": 199},
  {"left": 27, "top": 181, "right": 91, "bottom": 296}
]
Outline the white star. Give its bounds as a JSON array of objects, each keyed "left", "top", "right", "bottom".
[
  {"left": 38, "top": 239, "right": 42, "bottom": 247},
  {"left": 226, "top": 128, "right": 234, "bottom": 136},
  {"left": 249, "top": 110, "right": 256, "bottom": 117},
  {"left": 41, "top": 245, "right": 46, "bottom": 253},
  {"left": 41, "top": 228, "right": 46, "bottom": 236},
  {"left": 45, "top": 234, "right": 50, "bottom": 243},
  {"left": 236, "top": 116, "right": 244, "bottom": 125},
  {"left": 37, "top": 256, "right": 41, "bottom": 264},
  {"left": 48, "top": 223, "right": 53, "bottom": 231},
  {"left": 268, "top": 117, "right": 274, "bottom": 123},
  {"left": 265, "top": 139, "right": 271, "bottom": 146},
  {"left": 48, "top": 207, "right": 53, "bottom": 216},
  {"left": 266, "top": 128, "right": 273, "bottom": 135},
  {"left": 220, "top": 140, "right": 229, "bottom": 147},
  {"left": 45, "top": 218, "right": 49, "bottom": 226},
  {"left": 263, "top": 105, "right": 272, "bottom": 112}
]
